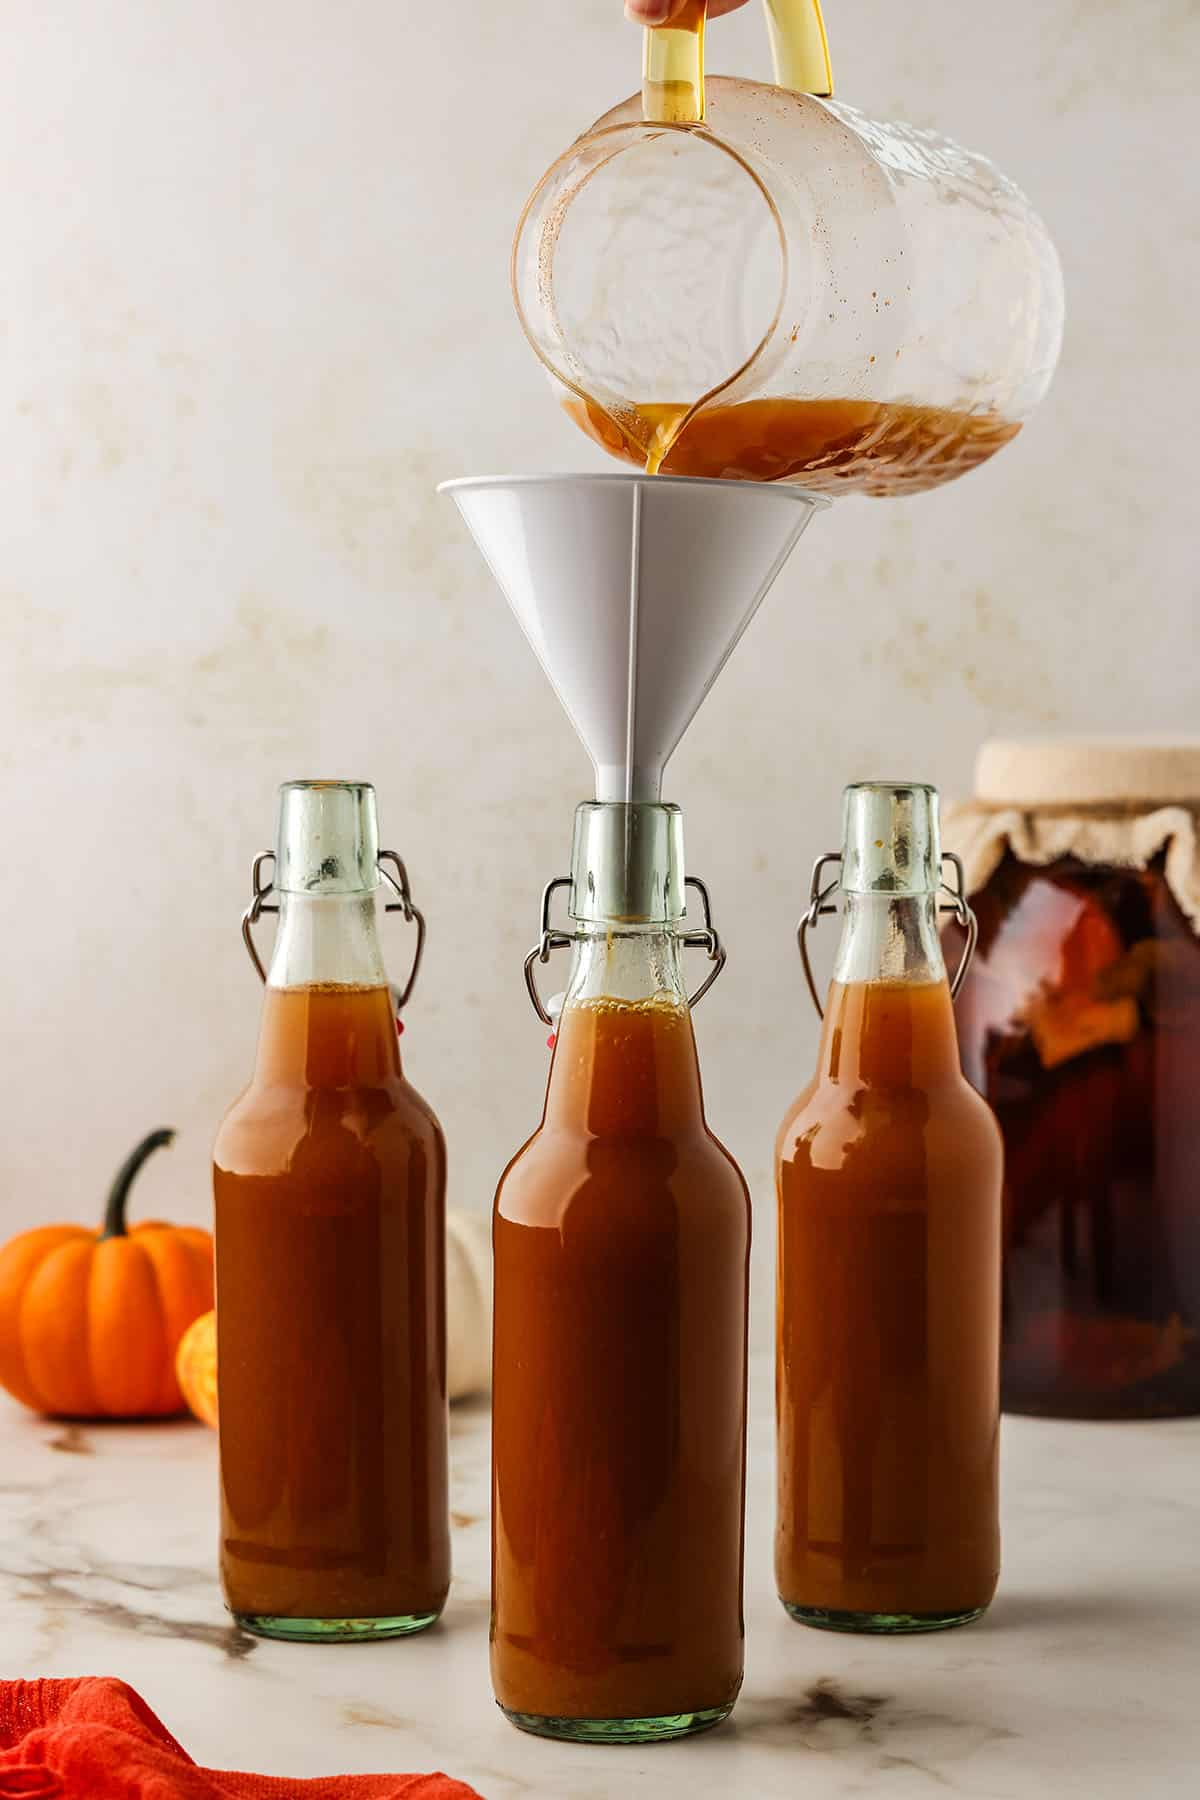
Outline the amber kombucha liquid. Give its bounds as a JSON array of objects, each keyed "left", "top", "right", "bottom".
[
  {"left": 492, "top": 994, "right": 749, "bottom": 1728},
  {"left": 565, "top": 393, "right": 1020, "bottom": 494},
  {"left": 214, "top": 983, "right": 449, "bottom": 1630},
  {"left": 776, "top": 978, "right": 1002, "bottom": 1626}
]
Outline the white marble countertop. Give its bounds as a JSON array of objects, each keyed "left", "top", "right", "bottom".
[{"left": 0, "top": 1355, "right": 1196, "bottom": 1799}]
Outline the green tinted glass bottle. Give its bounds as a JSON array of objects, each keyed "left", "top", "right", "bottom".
[
  {"left": 492, "top": 802, "right": 749, "bottom": 1740},
  {"left": 214, "top": 781, "right": 449, "bottom": 1641},
  {"left": 777, "top": 782, "right": 1002, "bottom": 1632}
]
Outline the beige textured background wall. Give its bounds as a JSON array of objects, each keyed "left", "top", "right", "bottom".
[{"left": 1, "top": 1, "right": 1195, "bottom": 1329}]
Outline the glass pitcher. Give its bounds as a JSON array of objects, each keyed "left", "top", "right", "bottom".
[{"left": 512, "top": 0, "right": 1064, "bottom": 496}]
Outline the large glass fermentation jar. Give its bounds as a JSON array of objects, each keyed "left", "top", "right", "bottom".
[
  {"left": 947, "top": 741, "right": 1200, "bottom": 1420},
  {"left": 513, "top": 0, "right": 1064, "bottom": 495}
]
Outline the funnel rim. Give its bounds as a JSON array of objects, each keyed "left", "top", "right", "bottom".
[{"left": 437, "top": 472, "right": 831, "bottom": 509}]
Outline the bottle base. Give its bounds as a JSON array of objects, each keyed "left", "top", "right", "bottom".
[
  {"left": 782, "top": 1601, "right": 988, "bottom": 1635},
  {"left": 499, "top": 1703, "right": 733, "bottom": 1744},
  {"left": 232, "top": 1609, "right": 441, "bottom": 1643}
]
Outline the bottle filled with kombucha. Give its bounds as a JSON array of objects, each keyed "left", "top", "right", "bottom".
[
  {"left": 492, "top": 801, "right": 749, "bottom": 1743},
  {"left": 213, "top": 781, "right": 449, "bottom": 1642},
  {"left": 776, "top": 782, "right": 1002, "bottom": 1633}
]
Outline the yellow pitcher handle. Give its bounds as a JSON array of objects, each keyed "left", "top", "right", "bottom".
[
  {"left": 643, "top": 0, "right": 833, "bottom": 126},
  {"left": 764, "top": 0, "right": 833, "bottom": 96}
]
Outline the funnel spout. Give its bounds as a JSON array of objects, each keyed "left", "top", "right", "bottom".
[
  {"left": 596, "top": 762, "right": 662, "bottom": 805},
  {"left": 440, "top": 473, "right": 827, "bottom": 802}
]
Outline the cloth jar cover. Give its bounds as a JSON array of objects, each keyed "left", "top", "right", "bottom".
[{"left": 944, "top": 737, "right": 1200, "bottom": 924}]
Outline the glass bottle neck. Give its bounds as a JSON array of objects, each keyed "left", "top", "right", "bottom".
[
  {"left": 543, "top": 925, "right": 705, "bottom": 1134},
  {"left": 819, "top": 892, "right": 961, "bottom": 1086},
  {"left": 254, "top": 891, "right": 400, "bottom": 1088},
  {"left": 831, "top": 891, "right": 946, "bottom": 987},
  {"left": 266, "top": 891, "right": 389, "bottom": 990},
  {"left": 562, "top": 924, "right": 690, "bottom": 1008}
]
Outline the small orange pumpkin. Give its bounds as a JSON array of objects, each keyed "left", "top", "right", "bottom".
[
  {"left": 176, "top": 1309, "right": 218, "bottom": 1428},
  {"left": 0, "top": 1130, "right": 213, "bottom": 1418}
]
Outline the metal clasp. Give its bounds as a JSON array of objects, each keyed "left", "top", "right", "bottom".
[
  {"left": 797, "top": 850, "right": 979, "bottom": 1020},
  {"left": 523, "top": 877, "right": 574, "bottom": 1027},
  {"left": 796, "top": 851, "right": 842, "bottom": 1019},
  {"left": 241, "top": 852, "right": 279, "bottom": 983},
  {"left": 376, "top": 851, "right": 427, "bottom": 1013},
  {"left": 240, "top": 849, "right": 427, "bottom": 1013},
  {"left": 522, "top": 874, "right": 729, "bottom": 1026},
  {"left": 679, "top": 876, "right": 727, "bottom": 1008},
  {"left": 939, "top": 851, "right": 978, "bottom": 1001}
]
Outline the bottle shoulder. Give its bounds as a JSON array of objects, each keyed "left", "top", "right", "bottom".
[
  {"left": 777, "top": 1071, "right": 1002, "bottom": 1171},
  {"left": 394, "top": 1069, "right": 447, "bottom": 1148},
  {"left": 496, "top": 1121, "right": 748, "bottom": 1230},
  {"left": 213, "top": 1073, "right": 443, "bottom": 1176},
  {"left": 780, "top": 1061, "right": 995, "bottom": 1118}
]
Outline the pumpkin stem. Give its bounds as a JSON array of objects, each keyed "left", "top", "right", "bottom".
[{"left": 101, "top": 1129, "right": 177, "bottom": 1239}]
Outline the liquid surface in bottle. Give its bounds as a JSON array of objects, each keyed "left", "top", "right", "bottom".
[
  {"left": 492, "top": 993, "right": 749, "bottom": 1725},
  {"left": 214, "top": 983, "right": 449, "bottom": 1626},
  {"left": 564, "top": 393, "right": 1020, "bottom": 493},
  {"left": 776, "top": 978, "right": 1002, "bottom": 1621}
]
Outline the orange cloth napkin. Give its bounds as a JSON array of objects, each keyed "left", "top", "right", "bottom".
[{"left": 0, "top": 1679, "right": 483, "bottom": 1799}]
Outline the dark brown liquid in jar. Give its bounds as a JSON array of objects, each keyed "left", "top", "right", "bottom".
[{"left": 953, "top": 854, "right": 1200, "bottom": 1419}]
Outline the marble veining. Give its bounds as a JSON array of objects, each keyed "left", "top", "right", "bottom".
[{"left": 0, "top": 1359, "right": 1196, "bottom": 1798}]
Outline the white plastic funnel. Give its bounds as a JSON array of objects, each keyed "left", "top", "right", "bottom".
[{"left": 440, "top": 473, "right": 826, "bottom": 802}]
